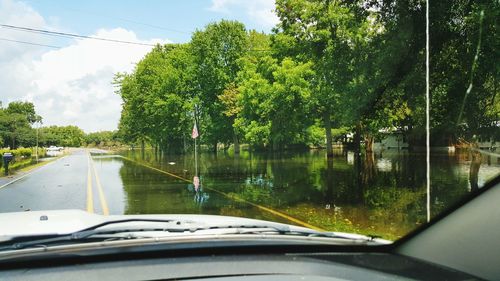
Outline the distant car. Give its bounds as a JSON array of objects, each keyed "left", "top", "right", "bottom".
[{"left": 47, "top": 146, "right": 64, "bottom": 152}]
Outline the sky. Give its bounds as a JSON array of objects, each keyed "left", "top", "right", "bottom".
[{"left": 0, "top": 0, "right": 279, "bottom": 132}]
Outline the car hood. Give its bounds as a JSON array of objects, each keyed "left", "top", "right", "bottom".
[{"left": 0, "top": 209, "right": 383, "bottom": 242}]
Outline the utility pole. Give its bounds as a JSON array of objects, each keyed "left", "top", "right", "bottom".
[
  {"left": 36, "top": 125, "right": 38, "bottom": 163},
  {"left": 35, "top": 118, "right": 42, "bottom": 163}
]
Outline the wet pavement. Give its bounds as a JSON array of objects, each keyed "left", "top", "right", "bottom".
[
  {"left": 0, "top": 149, "right": 287, "bottom": 224},
  {"left": 0, "top": 149, "right": 88, "bottom": 213}
]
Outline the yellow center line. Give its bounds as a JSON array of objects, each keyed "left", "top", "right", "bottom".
[
  {"left": 90, "top": 154, "right": 110, "bottom": 216},
  {"left": 120, "top": 156, "right": 324, "bottom": 231},
  {"left": 86, "top": 151, "right": 94, "bottom": 213}
]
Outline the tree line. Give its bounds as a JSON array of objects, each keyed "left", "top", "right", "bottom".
[
  {"left": 115, "top": 0, "right": 498, "bottom": 157},
  {"left": 0, "top": 101, "right": 120, "bottom": 149}
]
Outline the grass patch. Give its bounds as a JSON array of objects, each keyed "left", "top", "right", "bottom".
[{"left": 283, "top": 204, "right": 401, "bottom": 241}]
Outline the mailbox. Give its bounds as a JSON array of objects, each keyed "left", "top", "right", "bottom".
[{"left": 3, "top": 152, "right": 13, "bottom": 176}]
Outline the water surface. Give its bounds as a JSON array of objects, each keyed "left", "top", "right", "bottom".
[{"left": 91, "top": 149, "right": 499, "bottom": 240}]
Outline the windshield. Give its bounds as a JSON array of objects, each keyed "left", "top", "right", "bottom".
[{"left": 0, "top": 0, "right": 498, "bottom": 243}]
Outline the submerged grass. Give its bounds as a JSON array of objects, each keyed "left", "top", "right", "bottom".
[{"left": 284, "top": 204, "right": 403, "bottom": 241}]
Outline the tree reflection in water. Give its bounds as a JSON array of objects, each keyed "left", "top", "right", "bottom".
[
  {"left": 469, "top": 149, "right": 482, "bottom": 191},
  {"left": 117, "top": 148, "right": 498, "bottom": 239}
]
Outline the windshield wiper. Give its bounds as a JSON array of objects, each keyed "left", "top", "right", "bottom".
[
  {"left": 0, "top": 218, "right": 373, "bottom": 251},
  {"left": 0, "top": 218, "right": 180, "bottom": 251}
]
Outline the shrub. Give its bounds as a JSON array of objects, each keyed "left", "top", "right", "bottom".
[
  {"left": 0, "top": 147, "right": 45, "bottom": 171},
  {"left": 16, "top": 148, "right": 32, "bottom": 157},
  {"left": 0, "top": 147, "right": 33, "bottom": 163}
]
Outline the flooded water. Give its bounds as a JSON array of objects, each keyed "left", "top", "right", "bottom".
[{"left": 91, "top": 149, "right": 500, "bottom": 240}]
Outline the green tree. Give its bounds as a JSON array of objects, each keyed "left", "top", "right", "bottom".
[
  {"left": 5, "top": 101, "right": 39, "bottom": 124},
  {"left": 39, "top": 125, "right": 85, "bottom": 147},
  {"left": 85, "top": 131, "right": 118, "bottom": 147},
  {"left": 116, "top": 44, "right": 196, "bottom": 154},
  {"left": 429, "top": 0, "right": 499, "bottom": 145},
  {"left": 190, "top": 20, "right": 249, "bottom": 152},
  {"left": 274, "top": 0, "right": 384, "bottom": 154},
  {"left": 0, "top": 101, "right": 41, "bottom": 148},
  {"left": 236, "top": 56, "right": 315, "bottom": 150},
  {"left": 114, "top": 72, "right": 145, "bottom": 147}
]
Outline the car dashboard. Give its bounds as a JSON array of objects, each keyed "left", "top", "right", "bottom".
[{"left": 0, "top": 247, "right": 478, "bottom": 280}]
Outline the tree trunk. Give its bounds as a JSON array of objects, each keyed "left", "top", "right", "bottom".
[
  {"left": 233, "top": 132, "right": 240, "bottom": 154},
  {"left": 407, "top": 125, "right": 414, "bottom": 151},
  {"left": 354, "top": 122, "right": 361, "bottom": 153},
  {"left": 165, "top": 138, "right": 173, "bottom": 156},
  {"left": 362, "top": 151, "right": 376, "bottom": 185},
  {"left": 182, "top": 135, "right": 187, "bottom": 153},
  {"left": 273, "top": 141, "right": 279, "bottom": 151},
  {"left": 353, "top": 151, "right": 364, "bottom": 203},
  {"left": 141, "top": 140, "right": 145, "bottom": 160},
  {"left": 365, "top": 134, "right": 374, "bottom": 153},
  {"left": 324, "top": 112, "right": 333, "bottom": 158},
  {"left": 213, "top": 141, "right": 218, "bottom": 153}
]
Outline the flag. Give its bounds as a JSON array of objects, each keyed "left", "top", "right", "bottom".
[{"left": 191, "top": 123, "right": 199, "bottom": 139}]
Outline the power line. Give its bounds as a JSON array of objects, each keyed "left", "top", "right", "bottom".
[
  {"left": 0, "top": 37, "right": 61, "bottom": 49},
  {"left": 1, "top": 23, "right": 156, "bottom": 46},
  {"left": 0, "top": 24, "right": 157, "bottom": 47},
  {"left": 65, "top": 8, "right": 189, "bottom": 34},
  {"left": 24, "top": 1, "right": 189, "bottom": 34}
]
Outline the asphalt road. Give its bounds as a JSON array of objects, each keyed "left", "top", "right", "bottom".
[{"left": 0, "top": 149, "right": 108, "bottom": 214}]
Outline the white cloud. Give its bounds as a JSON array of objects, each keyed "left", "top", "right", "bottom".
[
  {"left": 0, "top": 0, "right": 48, "bottom": 106},
  {"left": 209, "top": 0, "right": 279, "bottom": 28},
  {"left": 209, "top": 0, "right": 238, "bottom": 13},
  {"left": 0, "top": 0, "right": 170, "bottom": 132}
]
